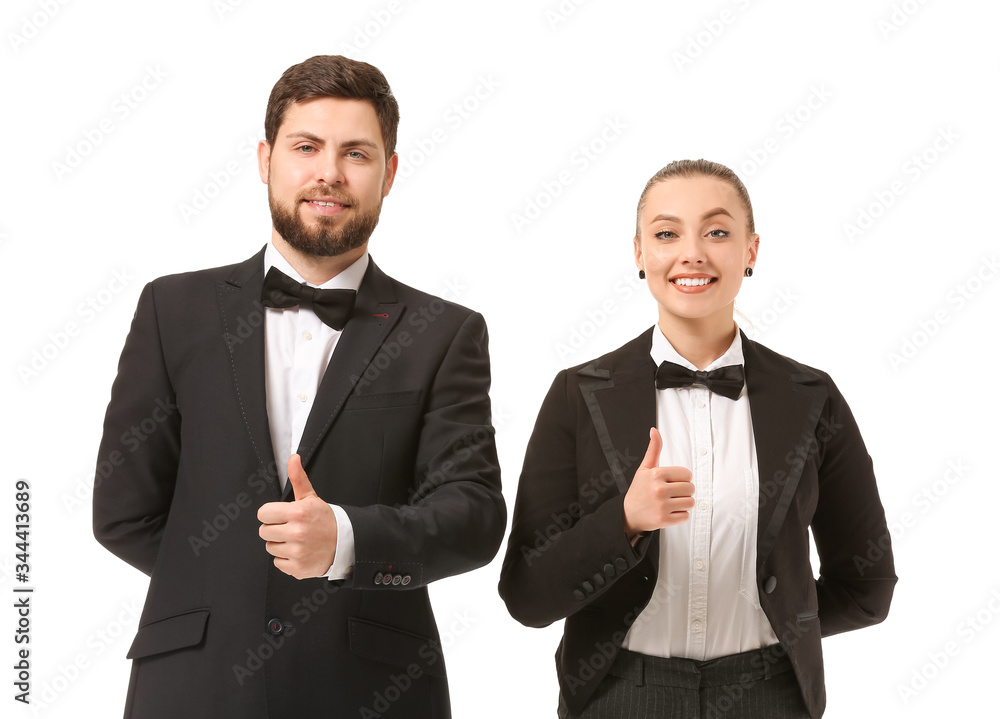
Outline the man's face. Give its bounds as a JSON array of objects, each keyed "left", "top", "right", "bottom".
[{"left": 258, "top": 97, "right": 397, "bottom": 257}]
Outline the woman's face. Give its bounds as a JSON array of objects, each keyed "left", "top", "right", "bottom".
[{"left": 634, "top": 175, "right": 758, "bottom": 328}]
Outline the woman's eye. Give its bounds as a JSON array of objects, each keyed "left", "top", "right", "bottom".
[
  {"left": 708, "top": 229, "right": 729, "bottom": 238},
  {"left": 654, "top": 230, "right": 676, "bottom": 240}
]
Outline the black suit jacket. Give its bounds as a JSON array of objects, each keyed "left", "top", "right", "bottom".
[
  {"left": 93, "top": 247, "right": 506, "bottom": 719},
  {"left": 498, "top": 327, "right": 896, "bottom": 718}
]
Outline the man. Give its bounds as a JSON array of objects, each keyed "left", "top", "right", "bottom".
[{"left": 93, "top": 55, "right": 506, "bottom": 718}]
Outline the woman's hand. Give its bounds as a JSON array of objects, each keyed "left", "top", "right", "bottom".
[{"left": 622, "top": 427, "right": 695, "bottom": 540}]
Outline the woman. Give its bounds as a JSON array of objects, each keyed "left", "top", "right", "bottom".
[{"left": 498, "top": 160, "right": 896, "bottom": 718}]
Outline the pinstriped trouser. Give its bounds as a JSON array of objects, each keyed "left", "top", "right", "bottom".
[{"left": 558, "top": 646, "right": 811, "bottom": 719}]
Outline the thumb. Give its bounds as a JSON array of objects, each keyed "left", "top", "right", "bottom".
[
  {"left": 639, "top": 427, "right": 662, "bottom": 469},
  {"left": 287, "top": 454, "right": 317, "bottom": 501}
]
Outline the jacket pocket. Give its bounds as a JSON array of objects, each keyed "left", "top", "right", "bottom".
[
  {"left": 348, "top": 617, "right": 445, "bottom": 678},
  {"left": 796, "top": 611, "right": 819, "bottom": 624},
  {"left": 345, "top": 390, "right": 422, "bottom": 410},
  {"left": 126, "top": 608, "right": 210, "bottom": 660}
]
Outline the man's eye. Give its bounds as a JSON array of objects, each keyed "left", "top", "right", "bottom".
[
  {"left": 298, "top": 145, "right": 315, "bottom": 153},
  {"left": 347, "top": 151, "right": 365, "bottom": 159}
]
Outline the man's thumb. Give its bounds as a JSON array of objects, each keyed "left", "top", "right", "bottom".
[
  {"left": 288, "top": 454, "right": 317, "bottom": 501},
  {"left": 639, "top": 427, "right": 662, "bottom": 469}
]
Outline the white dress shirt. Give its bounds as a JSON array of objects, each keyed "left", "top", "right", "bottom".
[
  {"left": 622, "top": 327, "right": 780, "bottom": 659},
  {"left": 263, "top": 241, "right": 361, "bottom": 581}
]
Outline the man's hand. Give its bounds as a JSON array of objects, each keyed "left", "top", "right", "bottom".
[
  {"left": 258, "top": 454, "right": 338, "bottom": 579},
  {"left": 622, "top": 427, "right": 695, "bottom": 540}
]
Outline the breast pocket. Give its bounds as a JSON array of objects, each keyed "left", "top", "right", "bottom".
[{"left": 344, "top": 390, "right": 422, "bottom": 410}]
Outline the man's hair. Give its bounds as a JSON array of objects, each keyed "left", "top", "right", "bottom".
[
  {"left": 264, "top": 55, "right": 400, "bottom": 159},
  {"left": 634, "top": 159, "right": 755, "bottom": 239}
]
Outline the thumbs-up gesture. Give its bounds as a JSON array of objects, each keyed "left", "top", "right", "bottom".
[
  {"left": 257, "top": 454, "right": 338, "bottom": 579},
  {"left": 622, "top": 428, "right": 695, "bottom": 540}
]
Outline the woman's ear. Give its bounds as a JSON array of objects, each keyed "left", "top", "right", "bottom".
[{"left": 748, "top": 233, "right": 760, "bottom": 268}]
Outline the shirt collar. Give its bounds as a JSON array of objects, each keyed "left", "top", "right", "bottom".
[
  {"left": 264, "top": 240, "right": 369, "bottom": 292},
  {"left": 650, "top": 324, "right": 745, "bottom": 372}
]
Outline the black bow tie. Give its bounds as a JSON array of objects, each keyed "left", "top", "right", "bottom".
[
  {"left": 655, "top": 361, "right": 745, "bottom": 400},
  {"left": 260, "top": 267, "right": 357, "bottom": 331}
]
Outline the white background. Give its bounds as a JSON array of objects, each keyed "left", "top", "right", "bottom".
[{"left": 2, "top": 0, "right": 998, "bottom": 717}]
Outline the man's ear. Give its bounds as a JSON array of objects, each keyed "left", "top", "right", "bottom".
[
  {"left": 382, "top": 152, "right": 399, "bottom": 197},
  {"left": 257, "top": 140, "right": 271, "bottom": 184}
]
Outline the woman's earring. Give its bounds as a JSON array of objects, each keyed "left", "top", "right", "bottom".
[
  {"left": 744, "top": 267, "right": 753, "bottom": 277},
  {"left": 639, "top": 269, "right": 646, "bottom": 280}
]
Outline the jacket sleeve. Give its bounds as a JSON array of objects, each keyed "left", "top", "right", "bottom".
[
  {"left": 498, "top": 370, "right": 650, "bottom": 628},
  {"left": 811, "top": 375, "right": 897, "bottom": 636},
  {"left": 338, "top": 311, "right": 506, "bottom": 589},
  {"left": 92, "top": 281, "right": 182, "bottom": 576}
]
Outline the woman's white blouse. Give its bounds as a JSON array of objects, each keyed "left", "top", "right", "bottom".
[{"left": 623, "top": 327, "right": 781, "bottom": 660}]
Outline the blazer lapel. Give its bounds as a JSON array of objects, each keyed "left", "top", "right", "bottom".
[
  {"left": 287, "top": 257, "right": 404, "bottom": 497},
  {"left": 742, "top": 331, "right": 827, "bottom": 571},
  {"left": 576, "top": 328, "right": 658, "bottom": 565},
  {"left": 217, "top": 245, "right": 281, "bottom": 498},
  {"left": 577, "top": 328, "right": 658, "bottom": 495}
]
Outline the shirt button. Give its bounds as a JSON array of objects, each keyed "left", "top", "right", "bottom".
[
  {"left": 697, "top": 401, "right": 706, "bottom": 409},
  {"left": 303, "top": 331, "right": 313, "bottom": 341},
  {"left": 298, "top": 393, "right": 308, "bottom": 402},
  {"left": 692, "top": 620, "right": 702, "bottom": 631},
  {"left": 694, "top": 560, "right": 704, "bottom": 570},
  {"left": 698, "top": 501, "right": 708, "bottom": 511},
  {"left": 698, "top": 447, "right": 708, "bottom": 456}
]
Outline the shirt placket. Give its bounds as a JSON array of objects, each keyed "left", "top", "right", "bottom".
[
  {"left": 289, "top": 309, "right": 322, "bottom": 459},
  {"left": 686, "top": 386, "right": 713, "bottom": 659}
]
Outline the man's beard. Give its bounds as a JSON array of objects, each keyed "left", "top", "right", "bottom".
[{"left": 268, "top": 187, "right": 382, "bottom": 258}]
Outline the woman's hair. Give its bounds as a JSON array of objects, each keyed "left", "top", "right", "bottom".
[{"left": 634, "top": 159, "right": 755, "bottom": 239}]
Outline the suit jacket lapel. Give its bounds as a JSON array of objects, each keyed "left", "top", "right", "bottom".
[
  {"left": 577, "top": 328, "right": 657, "bottom": 496},
  {"left": 287, "top": 257, "right": 404, "bottom": 497},
  {"left": 742, "top": 331, "right": 827, "bottom": 571},
  {"left": 577, "top": 328, "right": 658, "bottom": 568},
  {"left": 217, "top": 246, "right": 281, "bottom": 498}
]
